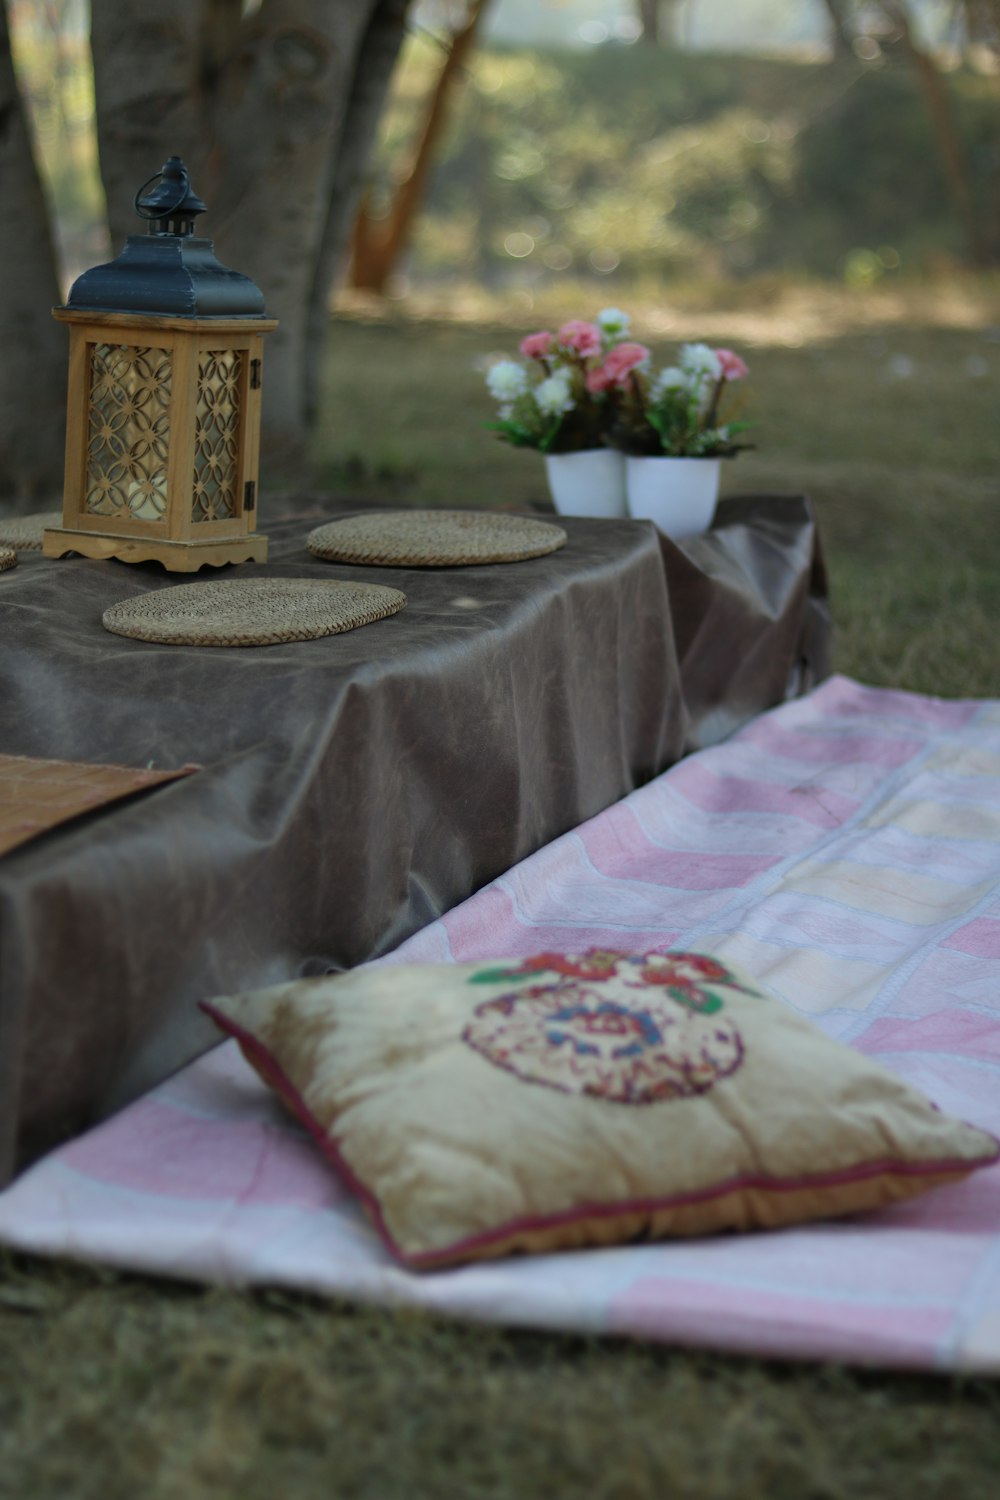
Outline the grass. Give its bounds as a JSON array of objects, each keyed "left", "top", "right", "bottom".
[
  {"left": 4, "top": 271, "right": 1000, "bottom": 1497},
  {"left": 3, "top": 1253, "right": 1000, "bottom": 1500}
]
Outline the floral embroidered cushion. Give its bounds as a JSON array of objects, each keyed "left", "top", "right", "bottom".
[{"left": 202, "top": 951, "right": 998, "bottom": 1271}]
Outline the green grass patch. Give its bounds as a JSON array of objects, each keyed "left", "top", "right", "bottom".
[{"left": 3, "top": 1253, "right": 1000, "bottom": 1500}]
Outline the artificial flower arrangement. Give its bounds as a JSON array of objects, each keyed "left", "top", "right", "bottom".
[
  {"left": 484, "top": 310, "right": 751, "bottom": 460},
  {"left": 484, "top": 308, "right": 649, "bottom": 454},
  {"left": 608, "top": 341, "right": 751, "bottom": 459}
]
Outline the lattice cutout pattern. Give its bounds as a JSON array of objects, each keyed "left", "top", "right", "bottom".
[
  {"left": 192, "top": 350, "right": 243, "bottom": 522},
  {"left": 86, "top": 344, "right": 172, "bottom": 520}
]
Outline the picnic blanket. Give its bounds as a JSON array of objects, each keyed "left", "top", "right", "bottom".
[{"left": 1, "top": 674, "right": 998, "bottom": 1374}]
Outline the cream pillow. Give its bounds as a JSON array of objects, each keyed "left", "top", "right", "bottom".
[{"left": 203, "top": 950, "right": 998, "bottom": 1270}]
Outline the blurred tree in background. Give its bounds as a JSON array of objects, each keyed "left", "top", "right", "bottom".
[
  {"left": 359, "top": 17, "right": 997, "bottom": 298},
  {"left": 2, "top": 0, "right": 998, "bottom": 505},
  {"left": 0, "top": 0, "right": 412, "bottom": 508},
  {"left": 0, "top": 1, "right": 67, "bottom": 504},
  {"left": 634, "top": 1, "right": 684, "bottom": 45},
  {"left": 822, "top": 0, "right": 999, "bottom": 266},
  {"left": 350, "top": 0, "right": 490, "bottom": 294}
]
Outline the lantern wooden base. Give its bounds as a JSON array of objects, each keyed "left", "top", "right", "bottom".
[{"left": 42, "top": 526, "right": 268, "bottom": 572}]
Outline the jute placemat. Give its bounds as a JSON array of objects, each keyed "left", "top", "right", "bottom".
[
  {"left": 0, "top": 512, "right": 62, "bottom": 551},
  {"left": 307, "top": 510, "right": 567, "bottom": 568},
  {"left": 0, "top": 546, "right": 15, "bottom": 573},
  {"left": 102, "top": 577, "right": 406, "bottom": 647},
  {"left": 0, "top": 753, "right": 197, "bottom": 858}
]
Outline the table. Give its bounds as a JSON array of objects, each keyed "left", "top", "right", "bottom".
[{"left": 0, "top": 494, "right": 830, "bottom": 1180}]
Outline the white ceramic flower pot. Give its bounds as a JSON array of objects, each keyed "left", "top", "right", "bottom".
[
  {"left": 625, "top": 456, "right": 721, "bottom": 539},
  {"left": 543, "top": 449, "right": 628, "bottom": 519}
]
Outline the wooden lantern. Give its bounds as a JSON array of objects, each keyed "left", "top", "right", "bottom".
[{"left": 44, "top": 157, "right": 277, "bottom": 572}]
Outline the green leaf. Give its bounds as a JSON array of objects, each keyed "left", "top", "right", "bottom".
[
  {"left": 538, "top": 416, "right": 567, "bottom": 454},
  {"left": 484, "top": 421, "right": 540, "bottom": 450}
]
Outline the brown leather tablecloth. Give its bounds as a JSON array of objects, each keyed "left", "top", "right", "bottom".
[{"left": 0, "top": 494, "right": 830, "bottom": 1179}]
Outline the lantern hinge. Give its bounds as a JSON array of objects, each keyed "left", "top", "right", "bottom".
[
  {"left": 244, "top": 481, "right": 256, "bottom": 513},
  {"left": 249, "top": 358, "right": 261, "bottom": 389}
]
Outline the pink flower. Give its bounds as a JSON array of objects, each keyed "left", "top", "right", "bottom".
[
  {"left": 557, "top": 320, "right": 602, "bottom": 357},
  {"left": 715, "top": 348, "right": 749, "bottom": 381},
  {"left": 601, "top": 341, "right": 651, "bottom": 386},
  {"left": 520, "top": 331, "right": 554, "bottom": 360},
  {"left": 586, "top": 366, "right": 613, "bottom": 394}
]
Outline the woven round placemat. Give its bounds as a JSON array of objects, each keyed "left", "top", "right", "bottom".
[
  {"left": 102, "top": 577, "right": 406, "bottom": 647},
  {"left": 0, "top": 546, "right": 16, "bottom": 573},
  {"left": 307, "top": 510, "right": 567, "bottom": 568},
  {"left": 0, "top": 512, "right": 63, "bottom": 550}
]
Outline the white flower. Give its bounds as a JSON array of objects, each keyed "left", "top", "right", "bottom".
[
  {"left": 679, "top": 343, "right": 721, "bottom": 382},
  {"left": 651, "top": 365, "right": 687, "bottom": 400},
  {"left": 694, "top": 426, "right": 729, "bottom": 453},
  {"left": 486, "top": 359, "right": 529, "bottom": 402},
  {"left": 534, "top": 371, "right": 575, "bottom": 417},
  {"left": 597, "top": 307, "right": 631, "bottom": 337}
]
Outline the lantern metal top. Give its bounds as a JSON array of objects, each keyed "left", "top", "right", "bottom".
[
  {"left": 134, "top": 155, "right": 207, "bottom": 238},
  {"left": 62, "top": 156, "right": 267, "bottom": 320}
]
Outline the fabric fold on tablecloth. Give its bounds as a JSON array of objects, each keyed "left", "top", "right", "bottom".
[{"left": 1, "top": 674, "right": 998, "bottom": 1374}]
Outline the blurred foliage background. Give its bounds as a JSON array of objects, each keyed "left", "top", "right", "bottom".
[
  {"left": 366, "top": 35, "right": 999, "bottom": 297},
  {"left": 9, "top": 1, "right": 1000, "bottom": 299},
  {"left": 7, "top": 0, "right": 108, "bottom": 285}
]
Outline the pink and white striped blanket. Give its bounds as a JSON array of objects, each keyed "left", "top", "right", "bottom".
[{"left": 2, "top": 675, "right": 998, "bottom": 1373}]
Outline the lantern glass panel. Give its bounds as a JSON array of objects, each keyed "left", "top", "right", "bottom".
[
  {"left": 86, "top": 341, "right": 172, "bottom": 521},
  {"left": 193, "top": 348, "right": 243, "bottom": 522}
]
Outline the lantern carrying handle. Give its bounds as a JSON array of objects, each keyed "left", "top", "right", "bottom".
[{"left": 133, "top": 166, "right": 192, "bottom": 221}]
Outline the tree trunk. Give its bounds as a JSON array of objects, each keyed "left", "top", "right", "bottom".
[
  {"left": 950, "top": 1, "right": 1000, "bottom": 56},
  {"left": 349, "top": 0, "right": 488, "bottom": 297},
  {"left": 0, "top": 1, "right": 68, "bottom": 510},
  {"left": 636, "top": 0, "right": 684, "bottom": 46},
  {"left": 637, "top": 0, "right": 660, "bottom": 43},
  {"left": 304, "top": 0, "right": 410, "bottom": 425},
  {"left": 90, "top": 0, "right": 411, "bottom": 469},
  {"left": 818, "top": 0, "right": 856, "bottom": 57},
  {"left": 880, "top": 0, "right": 992, "bottom": 265}
]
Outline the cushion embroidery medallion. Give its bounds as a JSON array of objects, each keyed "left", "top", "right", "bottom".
[
  {"left": 463, "top": 951, "right": 747, "bottom": 1103},
  {"left": 203, "top": 949, "right": 1000, "bottom": 1271}
]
